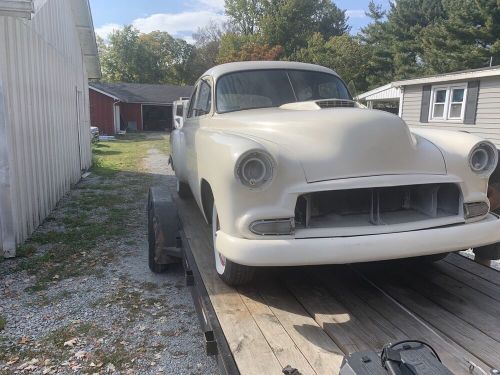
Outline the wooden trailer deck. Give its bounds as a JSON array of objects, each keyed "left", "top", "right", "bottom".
[{"left": 174, "top": 196, "right": 500, "bottom": 375}]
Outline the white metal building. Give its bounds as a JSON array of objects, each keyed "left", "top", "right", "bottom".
[
  {"left": 356, "top": 83, "right": 402, "bottom": 115},
  {"left": 0, "top": 0, "right": 100, "bottom": 257}
]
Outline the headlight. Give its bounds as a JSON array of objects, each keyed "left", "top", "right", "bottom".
[
  {"left": 235, "top": 150, "right": 275, "bottom": 189},
  {"left": 469, "top": 142, "right": 498, "bottom": 174}
]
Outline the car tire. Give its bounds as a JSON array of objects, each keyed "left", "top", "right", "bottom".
[
  {"left": 176, "top": 179, "right": 192, "bottom": 199},
  {"left": 212, "top": 204, "right": 255, "bottom": 286},
  {"left": 148, "top": 206, "right": 168, "bottom": 273}
]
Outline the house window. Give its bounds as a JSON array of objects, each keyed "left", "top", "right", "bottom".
[{"left": 430, "top": 84, "right": 467, "bottom": 122}]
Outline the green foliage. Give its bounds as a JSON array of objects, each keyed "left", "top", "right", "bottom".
[
  {"left": 99, "top": 26, "right": 196, "bottom": 84},
  {"left": 97, "top": 1, "right": 500, "bottom": 92},
  {"left": 258, "top": 0, "right": 349, "bottom": 55},
  {"left": 225, "top": 0, "right": 263, "bottom": 35},
  {"left": 217, "top": 32, "right": 283, "bottom": 63},
  {"left": 295, "top": 33, "right": 371, "bottom": 92},
  {"left": 421, "top": 0, "right": 500, "bottom": 73},
  {"left": 360, "top": 0, "right": 500, "bottom": 88},
  {"left": 220, "top": 0, "right": 349, "bottom": 63}
]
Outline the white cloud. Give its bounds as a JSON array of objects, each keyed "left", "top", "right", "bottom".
[
  {"left": 346, "top": 9, "right": 366, "bottom": 19},
  {"left": 95, "top": 0, "right": 227, "bottom": 44},
  {"left": 193, "top": 0, "right": 225, "bottom": 12},
  {"left": 95, "top": 23, "right": 123, "bottom": 40},
  {"left": 132, "top": 11, "right": 226, "bottom": 36}
]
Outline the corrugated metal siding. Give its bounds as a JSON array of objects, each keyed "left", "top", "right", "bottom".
[
  {"left": 401, "top": 77, "right": 500, "bottom": 148},
  {"left": 0, "top": 0, "right": 91, "bottom": 257},
  {"left": 365, "top": 87, "right": 401, "bottom": 101},
  {"left": 89, "top": 89, "right": 115, "bottom": 135}
]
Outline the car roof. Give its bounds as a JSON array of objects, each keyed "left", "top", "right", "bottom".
[{"left": 203, "top": 61, "right": 339, "bottom": 81}]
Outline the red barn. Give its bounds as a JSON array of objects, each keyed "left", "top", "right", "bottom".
[{"left": 89, "top": 82, "right": 193, "bottom": 135}]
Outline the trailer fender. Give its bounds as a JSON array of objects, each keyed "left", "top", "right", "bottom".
[{"left": 147, "top": 186, "right": 182, "bottom": 272}]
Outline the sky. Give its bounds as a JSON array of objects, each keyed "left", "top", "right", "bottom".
[{"left": 89, "top": 0, "right": 390, "bottom": 44}]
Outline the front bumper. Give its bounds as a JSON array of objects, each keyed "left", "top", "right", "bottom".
[{"left": 216, "top": 213, "right": 500, "bottom": 266}]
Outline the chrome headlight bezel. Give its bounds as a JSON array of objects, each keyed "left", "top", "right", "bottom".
[
  {"left": 235, "top": 150, "right": 276, "bottom": 190},
  {"left": 469, "top": 142, "right": 498, "bottom": 175}
]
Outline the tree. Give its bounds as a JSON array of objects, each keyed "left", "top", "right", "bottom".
[
  {"left": 295, "top": 33, "right": 371, "bottom": 93},
  {"left": 360, "top": 1, "right": 394, "bottom": 88},
  {"left": 421, "top": 0, "right": 500, "bottom": 73},
  {"left": 259, "top": 0, "right": 348, "bottom": 55},
  {"left": 187, "top": 20, "right": 227, "bottom": 79},
  {"left": 99, "top": 26, "right": 144, "bottom": 82},
  {"left": 225, "top": 0, "right": 263, "bottom": 34},
  {"left": 217, "top": 32, "right": 283, "bottom": 63},
  {"left": 385, "top": 0, "right": 446, "bottom": 78},
  {"left": 99, "top": 26, "right": 195, "bottom": 84}
]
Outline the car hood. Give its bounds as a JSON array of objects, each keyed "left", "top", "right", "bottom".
[{"left": 215, "top": 107, "right": 447, "bottom": 182}]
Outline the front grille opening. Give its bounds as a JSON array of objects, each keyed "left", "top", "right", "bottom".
[{"left": 295, "top": 183, "right": 461, "bottom": 230}]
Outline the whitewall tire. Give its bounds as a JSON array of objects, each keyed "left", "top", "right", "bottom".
[{"left": 211, "top": 204, "right": 255, "bottom": 285}]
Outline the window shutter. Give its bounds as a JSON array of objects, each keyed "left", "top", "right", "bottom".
[
  {"left": 464, "top": 80, "right": 480, "bottom": 125},
  {"left": 420, "top": 85, "right": 432, "bottom": 123}
]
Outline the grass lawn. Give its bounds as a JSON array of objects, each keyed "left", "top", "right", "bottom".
[{"left": 92, "top": 133, "right": 169, "bottom": 176}]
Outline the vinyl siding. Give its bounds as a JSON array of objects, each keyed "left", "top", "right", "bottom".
[
  {"left": 0, "top": 0, "right": 92, "bottom": 257},
  {"left": 401, "top": 77, "right": 500, "bottom": 147}
]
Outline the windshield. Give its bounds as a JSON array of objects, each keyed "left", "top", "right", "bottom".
[{"left": 216, "top": 69, "right": 351, "bottom": 113}]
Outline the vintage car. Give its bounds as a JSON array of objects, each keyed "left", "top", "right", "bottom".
[{"left": 169, "top": 61, "right": 500, "bottom": 285}]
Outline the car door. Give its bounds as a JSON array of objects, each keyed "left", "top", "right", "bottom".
[
  {"left": 171, "top": 88, "right": 197, "bottom": 183},
  {"left": 183, "top": 78, "right": 213, "bottom": 199}
]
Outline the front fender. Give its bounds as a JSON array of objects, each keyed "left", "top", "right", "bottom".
[
  {"left": 411, "top": 128, "right": 494, "bottom": 200},
  {"left": 195, "top": 130, "right": 304, "bottom": 234}
]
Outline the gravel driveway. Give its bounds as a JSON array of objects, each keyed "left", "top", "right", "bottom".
[{"left": 0, "top": 134, "right": 217, "bottom": 375}]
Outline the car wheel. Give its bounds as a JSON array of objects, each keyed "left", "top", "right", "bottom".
[
  {"left": 212, "top": 204, "right": 255, "bottom": 286},
  {"left": 176, "top": 179, "right": 192, "bottom": 199},
  {"left": 148, "top": 206, "right": 168, "bottom": 273}
]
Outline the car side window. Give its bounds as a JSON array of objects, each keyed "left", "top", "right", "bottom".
[
  {"left": 187, "top": 85, "right": 199, "bottom": 119},
  {"left": 193, "top": 80, "right": 212, "bottom": 117}
]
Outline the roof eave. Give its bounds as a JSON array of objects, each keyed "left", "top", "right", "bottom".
[
  {"left": 392, "top": 67, "right": 500, "bottom": 87},
  {"left": 70, "top": 0, "right": 101, "bottom": 79},
  {"left": 0, "top": 0, "right": 34, "bottom": 18},
  {"left": 89, "top": 86, "right": 121, "bottom": 101}
]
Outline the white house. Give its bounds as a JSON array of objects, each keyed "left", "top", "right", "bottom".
[
  {"left": 0, "top": 0, "right": 100, "bottom": 257},
  {"left": 358, "top": 66, "right": 500, "bottom": 149},
  {"left": 394, "top": 66, "right": 500, "bottom": 149}
]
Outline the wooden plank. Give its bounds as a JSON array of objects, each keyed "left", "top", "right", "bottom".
[
  {"left": 237, "top": 285, "right": 317, "bottom": 375},
  {"left": 445, "top": 253, "right": 500, "bottom": 287},
  {"left": 310, "top": 269, "right": 409, "bottom": 347},
  {"left": 430, "top": 260, "right": 500, "bottom": 302},
  {"left": 363, "top": 266, "right": 500, "bottom": 369},
  {"left": 176, "top": 197, "right": 284, "bottom": 375},
  {"left": 392, "top": 265, "right": 500, "bottom": 342},
  {"left": 333, "top": 267, "right": 493, "bottom": 374},
  {"left": 285, "top": 270, "right": 401, "bottom": 354},
  {"left": 258, "top": 282, "right": 345, "bottom": 374}
]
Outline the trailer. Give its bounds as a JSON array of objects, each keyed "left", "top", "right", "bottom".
[{"left": 148, "top": 184, "right": 500, "bottom": 375}]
